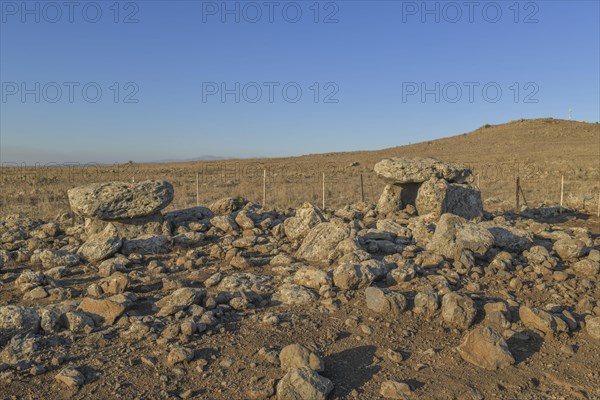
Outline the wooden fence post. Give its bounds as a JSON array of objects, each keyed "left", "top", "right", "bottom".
[
  {"left": 322, "top": 172, "right": 325, "bottom": 210},
  {"left": 360, "top": 174, "right": 365, "bottom": 202},
  {"left": 515, "top": 176, "right": 520, "bottom": 210},
  {"left": 196, "top": 173, "right": 200, "bottom": 207},
  {"left": 263, "top": 170, "right": 266, "bottom": 207}
]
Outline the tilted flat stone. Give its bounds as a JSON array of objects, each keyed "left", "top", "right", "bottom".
[
  {"left": 374, "top": 157, "right": 472, "bottom": 184},
  {"left": 68, "top": 180, "right": 174, "bottom": 219}
]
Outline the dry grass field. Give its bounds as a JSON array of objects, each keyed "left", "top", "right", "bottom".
[{"left": 1, "top": 118, "right": 599, "bottom": 219}]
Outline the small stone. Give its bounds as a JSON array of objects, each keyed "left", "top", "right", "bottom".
[
  {"left": 55, "top": 366, "right": 85, "bottom": 388},
  {"left": 380, "top": 380, "right": 411, "bottom": 399},
  {"left": 276, "top": 367, "right": 333, "bottom": 400}
]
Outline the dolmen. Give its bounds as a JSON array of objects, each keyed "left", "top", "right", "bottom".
[
  {"left": 374, "top": 157, "right": 483, "bottom": 219},
  {"left": 68, "top": 180, "right": 174, "bottom": 240}
]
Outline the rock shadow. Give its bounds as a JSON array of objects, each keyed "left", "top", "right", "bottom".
[
  {"left": 324, "top": 345, "right": 380, "bottom": 398},
  {"left": 506, "top": 329, "right": 544, "bottom": 365}
]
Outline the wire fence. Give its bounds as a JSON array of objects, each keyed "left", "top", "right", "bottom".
[{"left": 1, "top": 160, "right": 599, "bottom": 219}]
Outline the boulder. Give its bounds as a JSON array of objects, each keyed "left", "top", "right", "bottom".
[
  {"left": 68, "top": 180, "right": 173, "bottom": 219},
  {"left": 553, "top": 238, "right": 586, "bottom": 260},
  {"left": 376, "top": 184, "right": 419, "bottom": 214},
  {"left": 276, "top": 367, "right": 333, "bottom": 400},
  {"left": 572, "top": 259, "right": 600, "bottom": 276},
  {"left": 364, "top": 287, "right": 408, "bottom": 315},
  {"left": 39, "top": 249, "right": 80, "bottom": 269},
  {"left": 296, "top": 222, "right": 352, "bottom": 263},
  {"left": 0, "top": 306, "right": 41, "bottom": 345},
  {"left": 441, "top": 292, "right": 477, "bottom": 331},
  {"left": 279, "top": 344, "right": 323, "bottom": 372},
  {"left": 428, "top": 214, "right": 494, "bottom": 263},
  {"left": 519, "top": 306, "right": 562, "bottom": 336},
  {"left": 78, "top": 298, "right": 125, "bottom": 325},
  {"left": 121, "top": 235, "right": 171, "bottom": 255},
  {"left": 156, "top": 288, "right": 206, "bottom": 317},
  {"left": 284, "top": 204, "right": 324, "bottom": 241},
  {"left": 275, "top": 284, "right": 317, "bottom": 305},
  {"left": 84, "top": 213, "right": 165, "bottom": 239},
  {"left": 484, "top": 224, "right": 533, "bottom": 253},
  {"left": 374, "top": 157, "right": 472, "bottom": 184},
  {"left": 415, "top": 178, "right": 483, "bottom": 220},
  {"left": 77, "top": 223, "right": 122, "bottom": 262},
  {"left": 457, "top": 326, "right": 515, "bottom": 370},
  {"left": 294, "top": 267, "right": 331, "bottom": 290}
]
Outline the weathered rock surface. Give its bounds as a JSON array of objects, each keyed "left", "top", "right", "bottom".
[
  {"left": 84, "top": 213, "right": 165, "bottom": 239},
  {"left": 428, "top": 214, "right": 494, "bottom": 263},
  {"left": 296, "top": 222, "right": 352, "bottom": 263},
  {"left": 276, "top": 367, "right": 333, "bottom": 400},
  {"left": 415, "top": 178, "right": 483, "bottom": 219},
  {"left": 0, "top": 306, "right": 40, "bottom": 345},
  {"left": 457, "top": 326, "right": 515, "bottom": 370},
  {"left": 364, "top": 286, "right": 408, "bottom": 315},
  {"left": 68, "top": 180, "right": 174, "bottom": 219},
  {"left": 283, "top": 204, "right": 324, "bottom": 241},
  {"left": 77, "top": 223, "right": 122, "bottom": 262},
  {"left": 121, "top": 235, "right": 171, "bottom": 255},
  {"left": 156, "top": 288, "right": 206, "bottom": 317},
  {"left": 78, "top": 298, "right": 125, "bottom": 325},
  {"left": 279, "top": 344, "right": 323, "bottom": 372},
  {"left": 374, "top": 157, "right": 472, "bottom": 184},
  {"left": 441, "top": 292, "right": 477, "bottom": 330}
]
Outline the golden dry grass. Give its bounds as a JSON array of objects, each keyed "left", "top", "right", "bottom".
[{"left": 1, "top": 118, "right": 599, "bottom": 219}]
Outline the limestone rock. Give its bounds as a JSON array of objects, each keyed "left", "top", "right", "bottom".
[
  {"left": 441, "top": 292, "right": 477, "bottom": 331},
  {"left": 77, "top": 223, "right": 122, "bottom": 262},
  {"left": 55, "top": 366, "right": 85, "bottom": 388},
  {"left": 586, "top": 316, "right": 600, "bottom": 340},
  {"left": 374, "top": 157, "right": 472, "bottom": 184},
  {"left": 572, "top": 259, "right": 600, "bottom": 276},
  {"left": 553, "top": 238, "right": 586, "bottom": 260},
  {"left": 68, "top": 180, "right": 173, "bottom": 219},
  {"left": 275, "top": 284, "right": 317, "bottom": 305},
  {"left": 296, "top": 222, "right": 352, "bottom": 263},
  {"left": 78, "top": 298, "right": 125, "bottom": 325},
  {"left": 121, "top": 235, "right": 170, "bottom": 255},
  {"left": 40, "top": 249, "right": 80, "bottom": 269},
  {"left": 415, "top": 178, "right": 483, "bottom": 220},
  {"left": 294, "top": 267, "right": 331, "bottom": 290},
  {"left": 364, "top": 287, "right": 408, "bottom": 315},
  {"left": 428, "top": 214, "right": 494, "bottom": 263},
  {"left": 156, "top": 288, "right": 206, "bottom": 317},
  {"left": 279, "top": 344, "right": 323, "bottom": 372},
  {"left": 519, "top": 306, "right": 559, "bottom": 336},
  {"left": 457, "top": 326, "right": 515, "bottom": 370},
  {"left": 0, "top": 306, "right": 41, "bottom": 345},
  {"left": 84, "top": 213, "right": 165, "bottom": 239},
  {"left": 276, "top": 367, "right": 333, "bottom": 400},
  {"left": 283, "top": 204, "right": 324, "bottom": 241}
]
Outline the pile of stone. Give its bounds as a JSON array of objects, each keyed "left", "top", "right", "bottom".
[{"left": 374, "top": 157, "right": 483, "bottom": 219}]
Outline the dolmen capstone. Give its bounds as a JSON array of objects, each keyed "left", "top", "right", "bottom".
[
  {"left": 374, "top": 157, "right": 483, "bottom": 219},
  {"left": 68, "top": 180, "right": 174, "bottom": 239}
]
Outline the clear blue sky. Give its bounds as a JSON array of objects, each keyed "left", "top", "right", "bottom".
[{"left": 1, "top": 0, "right": 599, "bottom": 164}]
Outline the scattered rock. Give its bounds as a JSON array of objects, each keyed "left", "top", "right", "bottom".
[
  {"left": 55, "top": 366, "right": 85, "bottom": 388},
  {"left": 457, "top": 326, "right": 515, "bottom": 370},
  {"left": 279, "top": 343, "right": 323, "bottom": 372},
  {"left": 276, "top": 367, "right": 333, "bottom": 400}
]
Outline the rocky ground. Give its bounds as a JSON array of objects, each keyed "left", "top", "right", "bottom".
[{"left": 1, "top": 179, "right": 600, "bottom": 399}]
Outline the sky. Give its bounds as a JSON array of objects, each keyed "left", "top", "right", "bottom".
[{"left": 1, "top": 0, "right": 599, "bottom": 164}]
